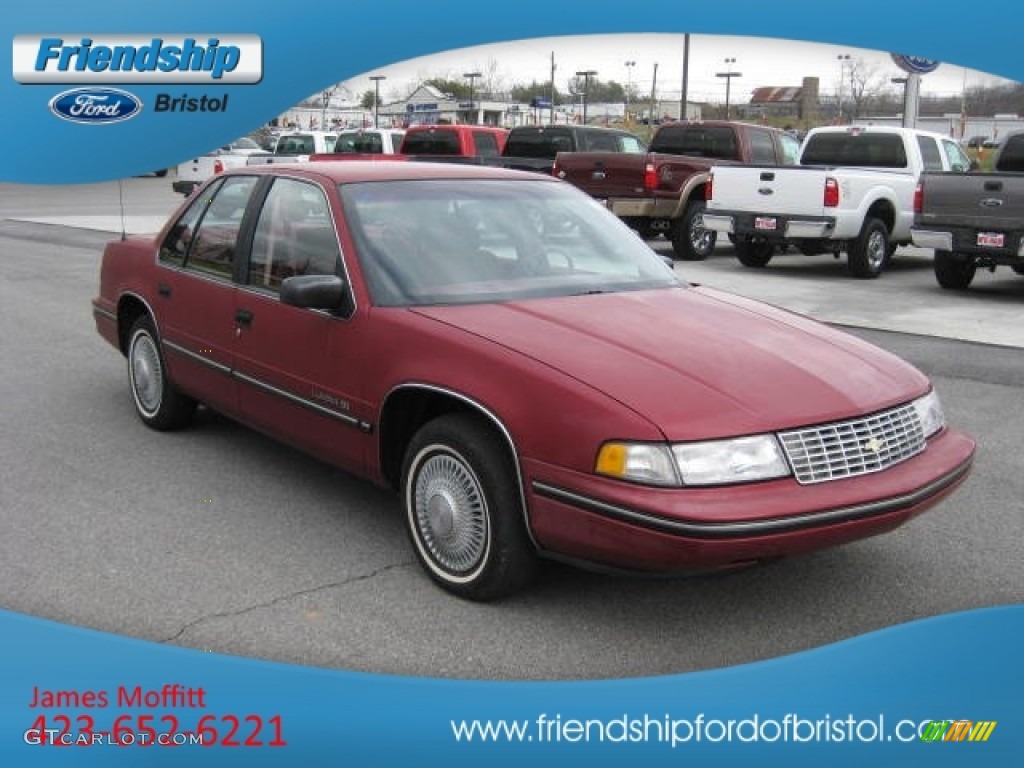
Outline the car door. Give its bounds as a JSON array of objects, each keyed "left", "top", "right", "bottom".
[
  {"left": 154, "top": 174, "right": 259, "bottom": 416},
  {"left": 233, "top": 175, "right": 369, "bottom": 474}
]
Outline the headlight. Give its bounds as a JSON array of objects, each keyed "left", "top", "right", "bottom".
[
  {"left": 912, "top": 389, "right": 945, "bottom": 439},
  {"left": 595, "top": 442, "right": 680, "bottom": 486},
  {"left": 672, "top": 435, "right": 791, "bottom": 486},
  {"left": 596, "top": 435, "right": 791, "bottom": 487}
]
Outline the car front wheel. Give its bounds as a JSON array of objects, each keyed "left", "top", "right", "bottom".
[
  {"left": 401, "top": 414, "right": 538, "bottom": 600},
  {"left": 127, "top": 316, "right": 196, "bottom": 430}
]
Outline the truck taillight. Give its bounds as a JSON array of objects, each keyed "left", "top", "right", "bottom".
[
  {"left": 643, "top": 162, "right": 658, "bottom": 191},
  {"left": 913, "top": 180, "right": 923, "bottom": 213},
  {"left": 705, "top": 174, "right": 713, "bottom": 201},
  {"left": 213, "top": 159, "right": 224, "bottom": 175},
  {"left": 824, "top": 177, "right": 839, "bottom": 208}
]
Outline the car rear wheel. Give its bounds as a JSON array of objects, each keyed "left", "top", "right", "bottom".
[
  {"left": 934, "top": 250, "right": 977, "bottom": 290},
  {"left": 401, "top": 414, "right": 538, "bottom": 600},
  {"left": 847, "top": 217, "right": 889, "bottom": 279},
  {"left": 127, "top": 316, "right": 196, "bottom": 430},
  {"left": 735, "top": 238, "right": 774, "bottom": 268},
  {"left": 670, "top": 201, "right": 716, "bottom": 261},
  {"left": 1011, "top": 264, "right": 1024, "bottom": 276}
]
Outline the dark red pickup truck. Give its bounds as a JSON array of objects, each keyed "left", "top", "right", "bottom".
[{"left": 553, "top": 121, "right": 801, "bottom": 260}]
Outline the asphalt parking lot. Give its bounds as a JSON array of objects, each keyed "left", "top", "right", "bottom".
[{"left": 1, "top": 177, "right": 1021, "bottom": 681}]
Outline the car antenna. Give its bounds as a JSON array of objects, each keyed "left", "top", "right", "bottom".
[{"left": 117, "top": 178, "right": 127, "bottom": 241}]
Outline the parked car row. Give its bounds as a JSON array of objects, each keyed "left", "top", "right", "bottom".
[{"left": 551, "top": 119, "right": 1023, "bottom": 291}]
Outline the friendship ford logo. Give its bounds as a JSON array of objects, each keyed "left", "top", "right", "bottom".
[{"left": 48, "top": 88, "right": 142, "bottom": 124}]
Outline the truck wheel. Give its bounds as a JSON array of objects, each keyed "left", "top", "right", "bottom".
[
  {"left": 671, "top": 201, "right": 716, "bottom": 261},
  {"left": 847, "top": 218, "right": 889, "bottom": 279},
  {"left": 934, "top": 250, "right": 976, "bottom": 290},
  {"left": 735, "top": 238, "right": 774, "bottom": 268},
  {"left": 401, "top": 413, "right": 538, "bottom": 601},
  {"left": 1011, "top": 264, "right": 1024, "bottom": 276}
]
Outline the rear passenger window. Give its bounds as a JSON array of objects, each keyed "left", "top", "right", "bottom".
[
  {"left": 917, "top": 136, "right": 944, "bottom": 171},
  {"left": 160, "top": 179, "right": 224, "bottom": 266},
  {"left": 748, "top": 129, "right": 777, "bottom": 164},
  {"left": 248, "top": 178, "right": 339, "bottom": 291},
  {"left": 473, "top": 131, "right": 500, "bottom": 157}
]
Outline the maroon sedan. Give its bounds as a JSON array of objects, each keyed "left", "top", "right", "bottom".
[{"left": 92, "top": 162, "right": 975, "bottom": 600}]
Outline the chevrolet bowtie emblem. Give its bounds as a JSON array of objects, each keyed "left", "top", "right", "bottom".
[{"left": 864, "top": 437, "right": 885, "bottom": 454}]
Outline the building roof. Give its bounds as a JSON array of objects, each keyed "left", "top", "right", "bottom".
[{"left": 750, "top": 86, "right": 803, "bottom": 104}]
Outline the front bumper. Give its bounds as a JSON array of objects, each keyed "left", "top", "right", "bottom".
[
  {"left": 704, "top": 211, "right": 837, "bottom": 240},
  {"left": 524, "top": 427, "right": 975, "bottom": 572}
]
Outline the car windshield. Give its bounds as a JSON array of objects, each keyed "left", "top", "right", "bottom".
[{"left": 340, "top": 178, "right": 680, "bottom": 306}]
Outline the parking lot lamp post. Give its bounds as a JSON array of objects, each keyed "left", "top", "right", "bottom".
[
  {"left": 369, "top": 75, "right": 386, "bottom": 128},
  {"left": 463, "top": 71, "right": 482, "bottom": 124},
  {"left": 715, "top": 58, "right": 741, "bottom": 120},
  {"left": 624, "top": 60, "right": 636, "bottom": 120},
  {"left": 836, "top": 54, "right": 851, "bottom": 123},
  {"left": 576, "top": 70, "right": 597, "bottom": 124}
]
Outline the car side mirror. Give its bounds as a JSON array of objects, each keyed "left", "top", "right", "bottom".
[{"left": 281, "top": 274, "right": 347, "bottom": 311}]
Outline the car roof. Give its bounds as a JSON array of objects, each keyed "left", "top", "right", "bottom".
[{"left": 225, "top": 160, "right": 561, "bottom": 184}]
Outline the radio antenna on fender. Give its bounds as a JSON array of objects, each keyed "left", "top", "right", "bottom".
[{"left": 117, "top": 178, "right": 127, "bottom": 241}]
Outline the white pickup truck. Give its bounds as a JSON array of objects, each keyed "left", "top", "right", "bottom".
[
  {"left": 703, "top": 125, "right": 974, "bottom": 278},
  {"left": 172, "top": 137, "right": 269, "bottom": 195},
  {"left": 245, "top": 130, "right": 338, "bottom": 166}
]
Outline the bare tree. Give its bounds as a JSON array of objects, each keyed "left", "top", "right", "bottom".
[{"left": 847, "top": 58, "right": 889, "bottom": 120}]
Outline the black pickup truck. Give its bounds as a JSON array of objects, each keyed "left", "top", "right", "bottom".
[
  {"left": 405, "top": 124, "right": 646, "bottom": 174},
  {"left": 912, "top": 130, "right": 1024, "bottom": 290}
]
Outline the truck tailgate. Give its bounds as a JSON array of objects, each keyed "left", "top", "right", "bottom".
[
  {"left": 554, "top": 153, "right": 647, "bottom": 198},
  {"left": 709, "top": 165, "right": 826, "bottom": 216},
  {"left": 919, "top": 172, "right": 1024, "bottom": 230}
]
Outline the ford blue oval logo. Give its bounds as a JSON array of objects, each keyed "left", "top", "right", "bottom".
[{"left": 48, "top": 87, "right": 142, "bottom": 125}]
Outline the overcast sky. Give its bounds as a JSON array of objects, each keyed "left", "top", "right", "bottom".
[{"left": 339, "top": 33, "right": 1014, "bottom": 104}]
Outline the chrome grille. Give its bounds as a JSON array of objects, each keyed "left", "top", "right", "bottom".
[{"left": 778, "top": 403, "right": 925, "bottom": 485}]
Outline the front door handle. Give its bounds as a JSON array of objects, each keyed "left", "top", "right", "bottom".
[{"left": 235, "top": 308, "right": 253, "bottom": 326}]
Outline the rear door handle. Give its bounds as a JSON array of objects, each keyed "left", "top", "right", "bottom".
[
  {"left": 235, "top": 308, "right": 253, "bottom": 326},
  {"left": 157, "top": 283, "right": 171, "bottom": 297}
]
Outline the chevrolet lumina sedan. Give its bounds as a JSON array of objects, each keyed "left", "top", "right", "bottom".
[{"left": 92, "top": 162, "right": 975, "bottom": 600}]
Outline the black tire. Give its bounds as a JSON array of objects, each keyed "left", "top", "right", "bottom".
[
  {"left": 934, "top": 250, "right": 976, "bottom": 290},
  {"left": 670, "top": 201, "right": 716, "bottom": 261},
  {"left": 735, "top": 238, "right": 774, "bottom": 268},
  {"left": 126, "top": 316, "right": 196, "bottom": 430},
  {"left": 847, "top": 217, "right": 889, "bottom": 279},
  {"left": 154, "top": 169, "right": 168, "bottom": 178},
  {"left": 1011, "top": 264, "right": 1024, "bottom": 276},
  {"left": 401, "top": 414, "right": 538, "bottom": 600}
]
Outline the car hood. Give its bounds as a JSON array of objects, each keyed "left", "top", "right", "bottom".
[{"left": 410, "top": 286, "right": 929, "bottom": 440}]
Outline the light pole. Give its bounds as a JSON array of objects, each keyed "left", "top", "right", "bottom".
[
  {"left": 320, "top": 86, "right": 336, "bottom": 130},
  {"left": 715, "top": 58, "right": 741, "bottom": 120},
  {"left": 463, "top": 71, "right": 481, "bottom": 124},
  {"left": 624, "top": 60, "right": 635, "bottom": 121},
  {"left": 891, "top": 76, "right": 908, "bottom": 127},
  {"left": 836, "top": 54, "right": 851, "bottom": 123},
  {"left": 575, "top": 70, "right": 597, "bottom": 124},
  {"left": 369, "top": 75, "right": 385, "bottom": 128}
]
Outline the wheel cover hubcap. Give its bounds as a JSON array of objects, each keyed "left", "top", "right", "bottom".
[
  {"left": 690, "top": 214, "right": 712, "bottom": 253},
  {"left": 866, "top": 231, "right": 886, "bottom": 269},
  {"left": 130, "top": 334, "right": 162, "bottom": 414},
  {"left": 414, "top": 453, "right": 488, "bottom": 574}
]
